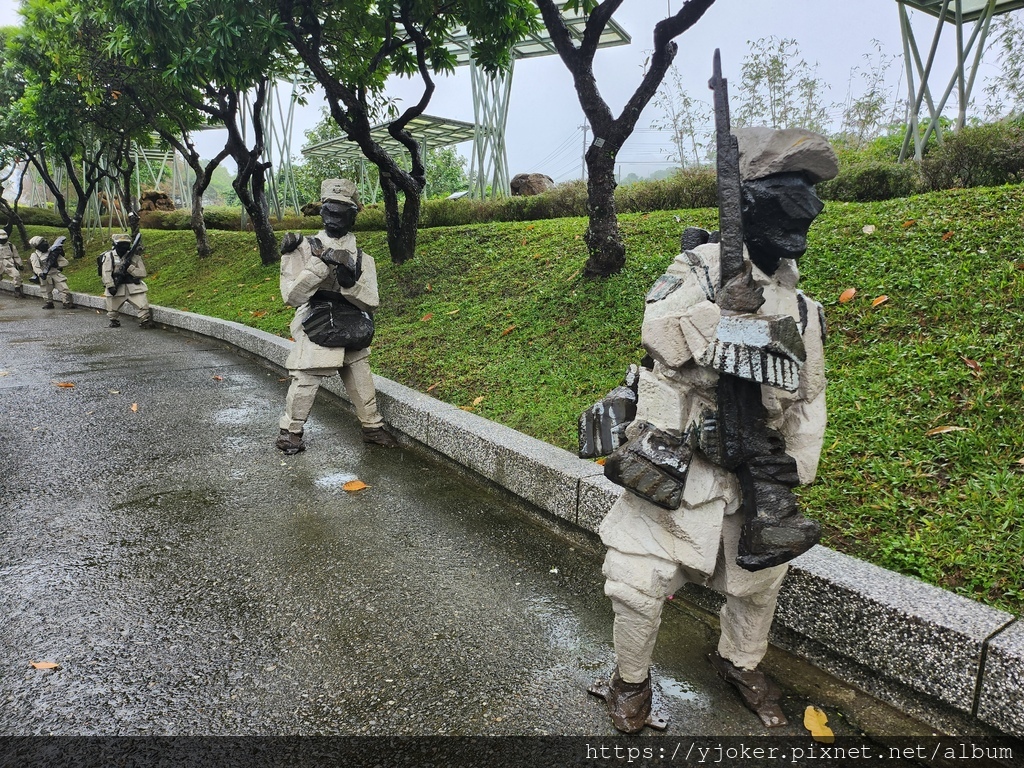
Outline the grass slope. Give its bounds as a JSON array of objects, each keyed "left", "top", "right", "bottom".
[{"left": 55, "top": 185, "right": 1024, "bottom": 614}]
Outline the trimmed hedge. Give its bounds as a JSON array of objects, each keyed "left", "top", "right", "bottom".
[{"left": 818, "top": 161, "right": 922, "bottom": 202}]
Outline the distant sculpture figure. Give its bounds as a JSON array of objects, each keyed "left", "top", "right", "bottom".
[
  {"left": 276, "top": 178, "right": 398, "bottom": 454},
  {"left": 29, "top": 235, "right": 74, "bottom": 310},
  {"left": 583, "top": 53, "right": 838, "bottom": 734},
  {"left": 99, "top": 233, "right": 153, "bottom": 329},
  {"left": 0, "top": 228, "right": 25, "bottom": 298}
]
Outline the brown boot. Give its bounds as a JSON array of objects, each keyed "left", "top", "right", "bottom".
[
  {"left": 275, "top": 428, "right": 305, "bottom": 455},
  {"left": 708, "top": 651, "right": 787, "bottom": 727},
  {"left": 362, "top": 425, "right": 398, "bottom": 447},
  {"left": 588, "top": 668, "right": 652, "bottom": 734}
]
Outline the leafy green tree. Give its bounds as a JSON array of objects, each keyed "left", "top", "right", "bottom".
[
  {"left": 105, "top": 0, "right": 295, "bottom": 265},
  {"left": 534, "top": 0, "right": 717, "bottom": 278},
  {"left": 1, "top": 0, "right": 151, "bottom": 258},
  {"left": 734, "top": 36, "right": 829, "bottom": 133},
  {"left": 984, "top": 13, "right": 1024, "bottom": 119},
  {"left": 425, "top": 145, "right": 469, "bottom": 198},
  {"left": 651, "top": 63, "right": 711, "bottom": 166},
  {"left": 836, "top": 39, "right": 902, "bottom": 149},
  {"left": 277, "top": 0, "right": 537, "bottom": 264}
]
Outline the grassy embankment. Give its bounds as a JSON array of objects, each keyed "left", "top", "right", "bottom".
[{"left": 49, "top": 184, "right": 1024, "bottom": 615}]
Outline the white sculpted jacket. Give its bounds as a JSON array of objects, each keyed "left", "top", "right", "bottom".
[
  {"left": 279, "top": 230, "right": 379, "bottom": 370},
  {"left": 600, "top": 242, "right": 827, "bottom": 579}
]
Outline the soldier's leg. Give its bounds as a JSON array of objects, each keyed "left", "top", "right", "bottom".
[
  {"left": 339, "top": 349, "right": 397, "bottom": 446},
  {"left": 129, "top": 291, "right": 152, "bottom": 327},
  {"left": 41, "top": 277, "right": 55, "bottom": 308},
  {"left": 107, "top": 292, "right": 126, "bottom": 326},
  {"left": 276, "top": 368, "right": 330, "bottom": 454},
  {"left": 597, "top": 548, "right": 684, "bottom": 733},
  {"left": 53, "top": 275, "right": 74, "bottom": 308},
  {"left": 707, "top": 514, "right": 790, "bottom": 726}
]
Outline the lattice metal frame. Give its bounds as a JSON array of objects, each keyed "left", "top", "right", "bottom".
[{"left": 897, "top": 0, "right": 1023, "bottom": 160}]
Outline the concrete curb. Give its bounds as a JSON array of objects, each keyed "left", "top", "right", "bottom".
[{"left": 6, "top": 280, "right": 1022, "bottom": 738}]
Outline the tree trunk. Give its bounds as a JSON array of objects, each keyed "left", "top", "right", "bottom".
[
  {"left": 191, "top": 190, "right": 212, "bottom": 259},
  {"left": 233, "top": 172, "right": 279, "bottom": 267},
  {"left": 380, "top": 176, "right": 420, "bottom": 264},
  {"left": 67, "top": 216, "right": 86, "bottom": 262},
  {"left": 582, "top": 144, "right": 625, "bottom": 278}
]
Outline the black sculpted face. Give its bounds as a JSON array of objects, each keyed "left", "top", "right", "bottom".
[
  {"left": 740, "top": 172, "right": 824, "bottom": 275},
  {"left": 320, "top": 200, "right": 358, "bottom": 238},
  {"left": 37, "top": 239, "right": 49, "bottom": 253},
  {"left": 114, "top": 240, "right": 131, "bottom": 257}
]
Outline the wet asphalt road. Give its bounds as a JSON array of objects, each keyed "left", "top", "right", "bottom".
[{"left": 0, "top": 292, "right": 931, "bottom": 743}]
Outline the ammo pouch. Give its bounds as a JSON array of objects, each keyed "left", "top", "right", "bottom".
[
  {"left": 603, "top": 421, "right": 694, "bottom": 510},
  {"left": 301, "top": 290, "right": 374, "bottom": 350}
]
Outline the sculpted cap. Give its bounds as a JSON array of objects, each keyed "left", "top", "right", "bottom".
[
  {"left": 112, "top": 233, "right": 131, "bottom": 243},
  {"left": 321, "top": 178, "right": 359, "bottom": 206},
  {"left": 29, "top": 236, "right": 44, "bottom": 248},
  {"left": 735, "top": 127, "right": 838, "bottom": 184}
]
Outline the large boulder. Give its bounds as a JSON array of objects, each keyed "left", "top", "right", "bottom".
[
  {"left": 510, "top": 173, "right": 555, "bottom": 196},
  {"left": 140, "top": 190, "right": 175, "bottom": 212}
]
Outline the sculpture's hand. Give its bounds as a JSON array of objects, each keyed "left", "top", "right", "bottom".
[{"left": 718, "top": 262, "right": 764, "bottom": 312}]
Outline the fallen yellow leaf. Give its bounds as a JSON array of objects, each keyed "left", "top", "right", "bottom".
[
  {"left": 420, "top": 313, "right": 433, "bottom": 322},
  {"left": 803, "top": 706, "right": 834, "bottom": 744},
  {"left": 839, "top": 288, "right": 857, "bottom": 303},
  {"left": 426, "top": 382, "right": 440, "bottom": 392},
  {"left": 30, "top": 661, "right": 60, "bottom": 670},
  {"left": 903, "top": 219, "right": 916, "bottom": 228},
  {"left": 472, "top": 396, "right": 485, "bottom": 406},
  {"left": 871, "top": 295, "right": 889, "bottom": 307},
  {"left": 446, "top": 309, "right": 460, "bottom": 315},
  {"left": 342, "top": 480, "right": 368, "bottom": 492},
  {"left": 501, "top": 325, "right": 516, "bottom": 336},
  {"left": 130, "top": 403, "right": 139, "bottom": 413},
  {"left": 54, "top": 382, "right": 75, "bottom": 388},
  {"left": 942, "top": 230, "right": 954, "bottom": 241},
  {"left": 1016, "top": 457, "right": 1024, "bottom": 466},
  {"left": 595, "top": 457, "right": 607, "bottom": 466},
  {"left": 925, "top": 425, "right": 969, "bottom": 436}
]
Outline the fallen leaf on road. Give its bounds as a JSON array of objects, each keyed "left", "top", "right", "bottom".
[
  {"left": 343, "top": 480, "right": 368, "bottom": 492},
  {"left": 595, "top": 457, "right": 607, "bottom": 466},
  {"left": 925, "top": 425, "right": 969, "bottom": 436},
  {"left": 131, "top": 403, "right": 138, "bottom": 413},
  {"left": 213, "top": 375, "right": 224, "bottom": 381},
  {"left": 839, "top": 288, "right": 857, "bottom": 303},
  {"left": 54, "top": 382, "right": 75, "bottom": 388},
  {"left": 0, "top": 371, "right": 9, "bottom": 376},
  {"left": 804, "top": 706, "right": 834, "bottom": 743},
  {"left": 30, "top": 661, "right": 59, "bottom": 670},
  {"left": 108, "top": 389, "right": 120, "bottom": 394},
  {"left": 871, "top": 295, "right": 889, "bottom": 307}
]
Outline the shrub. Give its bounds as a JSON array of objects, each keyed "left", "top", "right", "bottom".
[
  {"left": 818, "top": 161, "right": 921, "bottom": 202},
  {"left": 617, "top": 167, "right": 717, "bottom": 213},
  {"left": 13, "top": 206, "right": 64, "bottom": 227},
  {"left": 920, "top": 118, "right": 1024, "bottom": 190}
]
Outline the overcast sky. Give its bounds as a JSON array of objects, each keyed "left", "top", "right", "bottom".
[{"left": 1, "top": 0, "right": 1010, "bottom": 182}]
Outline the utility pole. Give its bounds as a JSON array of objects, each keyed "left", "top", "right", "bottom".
[{"left": 580, "top": 121, "right": 589, "bottom": 179}]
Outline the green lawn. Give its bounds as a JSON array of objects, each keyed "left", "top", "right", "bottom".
[{"left": 53, "top": 184, "right": 1024, "bottom": 614}]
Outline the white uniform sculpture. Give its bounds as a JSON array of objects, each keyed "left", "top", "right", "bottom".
[
  {"left": 100, "top": 234, "right": 153, "bottom": 328},
  {"left": 276, "top": 178, "right": 397, "bottom": 453},
  {"left": 29, "top": 235, "right": 74, "bottom": 310},
  {"left": 0, "top": 230, "right": 25, "bottom": 298},
  {"left": 589, "top": 127, "right": 838, "bottom": 733}
]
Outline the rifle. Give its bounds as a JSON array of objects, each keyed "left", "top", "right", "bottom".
[
  {"left": 110, "top": 234, "right": 143, "bottom": 293},
  {"left": 706, "top": 50, "right": 819, "bottom": 571},
  {"left": 39, "top": 236, "right": 66, "bottom": 280}
]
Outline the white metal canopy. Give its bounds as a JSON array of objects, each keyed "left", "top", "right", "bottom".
[{"left": 896, "top": 0, "right": 1023, "bottom": 160}]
